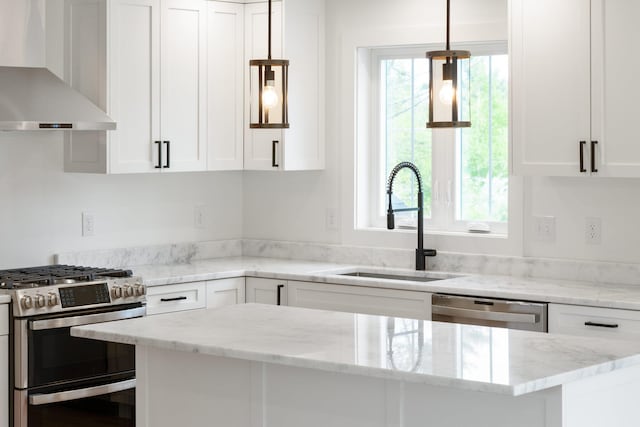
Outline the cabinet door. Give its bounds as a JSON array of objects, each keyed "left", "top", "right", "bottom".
[
  {"left": 549, "top": 303, "right": 640, "bottom": 340},
  {"left": 63, "top": 0, "right": 109, "bottom": 174},
  {"left": 207, "top": 1, "right": 244, "bottom": 171},
  {"left": 287, "top": 281, "right": 432, "bottom": 320},
  {"left": 243, "top": 2, "right": 284, "bottom": 171},
  {"left": 280, "top": 0, "right": 325, "bottom": 171},
  {"left": 0, "top": 335, "right": 6, "bottom": 427},
  {"left": 1, "top": 305, "right": 7, "bottom": 427},
  {"left": 245, "top": 277, "right": 287, "bottom": 305},
  {"left": 510, "top": 0, "right": 591, "bottom": 176},
  {"left": 146, "top": 282, "right": 207, "bottom": 315},
  {"left": 161, "top": 0, "right": 207, "bottom": 172},
  {"left": 591, "top": 0, "right": 640, "bottom": 177},
  {"left": 206, "top": 277, "right": 245, "bottom": 309},
  {"left": 109, "top": 0, "right": 161, "bottom": 173}
]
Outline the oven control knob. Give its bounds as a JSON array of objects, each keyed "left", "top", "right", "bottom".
[
  {"left": 47, "top": 293, "right": 59, "bottom": 307},
  {"left": 111, "top": 286, "right": 122, "bottom": 299},
  {"left": 135, "top": 284, "right": 146, "bottom": 296},
  {"left": 35, "top": 294, "right": 46, "bottom": 308},
  {"left": 20, "top": 296, "right": 33, "bottom": 310},
  {"left": 124, "top": 285, "right": 134, "bottom": 297}
]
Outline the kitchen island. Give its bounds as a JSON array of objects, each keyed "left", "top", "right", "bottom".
[{"left": 72, "top": 304, "right": 640, "bottom": 427}]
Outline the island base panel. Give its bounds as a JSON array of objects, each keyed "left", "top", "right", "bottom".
[{"left": 135, "top": 346, "right": 640, "bottom": 427}]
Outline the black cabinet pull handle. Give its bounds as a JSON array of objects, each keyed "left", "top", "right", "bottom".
[
  {"left": 591, "top": 140, "right": 598, "bottom": 173},
  {"left": 160, "top": 296, "right": 187, "bottom": 302},
  {"left": 276, "top": 284, "right": 284, "bottom": 306},
  {"left": 579, "top": 141, "right": 586, "bottom": 173},
  {"left": 163, "top": 141, "right": 170, "bottom": 168},
  {"left": 584, "top": 321, "right": 618, "bottom": 329},
  {"left": 155, "top": 141, "right": 162, "bottom": 169},
  {"left": 272, "top": 140, "right": 279, "bottom": 168}
]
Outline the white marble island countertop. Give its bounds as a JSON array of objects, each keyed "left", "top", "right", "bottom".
[
  {"left": 130, "top": 256, "right": 640, "bottom": 311},
  {"left": 72, "top": 303, "right": 640, "bottom": 396}
]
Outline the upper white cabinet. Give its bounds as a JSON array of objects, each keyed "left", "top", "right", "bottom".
[
  {"left": 64, "top": 0, "right": 207, "bottom": 173},
  {"left": 511, "top": 0, "right": 640, "bottom": 177},
  {"left": 244, "top": 0, "right": 325, "bottom": 171},
  {"left": 207, "top": 1, "right": 245, "bottom": 170}
]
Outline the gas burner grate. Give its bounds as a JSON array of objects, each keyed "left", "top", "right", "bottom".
[{"left": 0, "top": 265, "right": 133, "bottom": 290}]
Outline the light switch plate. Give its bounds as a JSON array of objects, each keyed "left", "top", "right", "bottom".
[{"left": 533, "top": 215, "right": 555, "bottom": 242}]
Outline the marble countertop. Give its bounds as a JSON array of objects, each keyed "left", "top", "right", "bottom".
[
  {"left": 72, "top": 303, "right": 640, "bottom": 396},
  {"left": 0, "top": 295, "right": 10, "bottom": 304},
  {"left": 131, "top": 256, "right": 640, "bottom": 311}
]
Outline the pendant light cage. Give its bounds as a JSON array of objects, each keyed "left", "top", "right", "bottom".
[
  {"left": 426, "top": 0, "right": 471, "bottom": 129},
  {"left": 249, "top": 59, "right": 289, "bottom": 129},
  {"left": 249, "top": 0, "right": 290, "bottom": 129}
]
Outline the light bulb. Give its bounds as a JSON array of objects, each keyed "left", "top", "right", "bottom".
[
  {"left": 262, "top": 83, "right": 279, "bottom": 109},
  {"left": 439, "top": 80, "right": 454, "bottom": 105}
]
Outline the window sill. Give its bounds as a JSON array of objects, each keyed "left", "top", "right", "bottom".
[{"left": 358, "top": 225, "right": 509, "bottom": 240}]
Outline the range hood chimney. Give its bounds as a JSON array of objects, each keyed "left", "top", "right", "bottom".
[{"left": 0, "top": 1, "right": 115, "bottom": 131}]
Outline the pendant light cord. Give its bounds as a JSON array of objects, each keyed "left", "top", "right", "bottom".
[
  {"left": 268, "top": 0, "right": 272, "bottom": 60},
  {"left": 446, "top": 0, "right": 450, "bottom": 50}
]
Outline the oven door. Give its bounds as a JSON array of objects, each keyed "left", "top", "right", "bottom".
[
  {"left": 15, "top": 374, "right": 135, "bottom": 427},
  {"left": 15, "top": 304, "right": 145, "bottom": 389}
]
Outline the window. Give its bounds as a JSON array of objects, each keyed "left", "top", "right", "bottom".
[{"left": 366, "top": 43, "right": 508, "bottom": 234}]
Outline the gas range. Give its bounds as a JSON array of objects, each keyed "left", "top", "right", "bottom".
[{"left": 0, "top": 264, "right": 145, "bottom": 317}]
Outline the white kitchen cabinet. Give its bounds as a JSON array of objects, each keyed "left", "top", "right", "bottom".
[
  {"left": 245, "top": 277, "right": 287, "bottom": 305},
  {"left": 548, "top": 303, "right": 640, "bottom": 340},
  {"left": 287, "top": 281, "right": 432, "bottom": 320},
  {"left": 64, "top": 0, "right": 207, "bottom": 174},
  {"left": 511, "top": 0, "right": 640, "bottom": 177},
  {"left": 207, "top": 1, "right": 244, "bottom": 171},
  {"left": 243, "top": 0, "right": 325, "bottom": 171},
  {"left": 206, "top": 277, "right": 245, "bottom": 309},
  {"left": 146, "top": 281, "right": 207, "bottom": 315},
  {"left": 1, "top": 304, "right": 8, "bottom": 427}
]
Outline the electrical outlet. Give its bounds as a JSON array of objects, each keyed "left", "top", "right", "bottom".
[
  {"left": 533, "top": 216, "right": 555, "bottom": 242},
  {"left": 326, "top": 207, "right": 338, "bottom": 231},
  {"left": 585, "top": 217, "right": 602, "bottom": 245},
  {"left": 82, "top": 212, "right": 95, "bottom": 237},
  {"left": 194, "top": 206, "right": 206, "bottom": 229}
]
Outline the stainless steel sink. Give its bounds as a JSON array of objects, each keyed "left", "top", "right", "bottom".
[{"left": 338, "top": 271, "right": 450, "bottom": 282}]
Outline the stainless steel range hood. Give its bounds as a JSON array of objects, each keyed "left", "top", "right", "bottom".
[{"left": 0, "top": 66, "right": 116, "bottom": 131}]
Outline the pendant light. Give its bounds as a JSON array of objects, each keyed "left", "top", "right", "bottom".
[
  {"left": 249, "top": 0, "right": 289, "bottom": 129},
  {"left": 426, "top": 0, "right": 471, "bottom": 128}
]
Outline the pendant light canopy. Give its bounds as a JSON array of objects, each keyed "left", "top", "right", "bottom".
[
  {"left": 249, "top": 0, "right": 289, "bottom": 129},
  {"left": 426, "top": 0, "right": 471, "bottom": 128}
]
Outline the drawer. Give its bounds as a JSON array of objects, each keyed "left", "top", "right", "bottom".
[
  {"left": 548, "top": 303, "right": 640, "bottom": 340},
  {"left": 146, "top": 282, "right": 206, "bottom": 315},
  {"left": 0, "top": 304, "right": 7, "bottom": 335}
]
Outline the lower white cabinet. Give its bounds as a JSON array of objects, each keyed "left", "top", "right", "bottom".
[
  {"left": 146, "top": 282, "right": 207, "bottom": 315},
  {"left": 1, "top": 304, "right": 8, "bottom": 427},
  {"left": 245, "top": 277, "right": 288, "bottom": 305},
  {"left": 287, "top": 281, "right": 432, "bottom": 320},
  {"left": 206, "top": 277, "right": 245, "bottom": 309},
  {"left": 549, "top": 303, "right": 640, "bottom": 340}
]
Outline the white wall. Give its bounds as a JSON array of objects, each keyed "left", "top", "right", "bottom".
[
  {"left": 243, "top": 0, "right": 640, "bottom": 265},
  {"left": 0, "top": 132, "right": 243, "bottom": 268}
]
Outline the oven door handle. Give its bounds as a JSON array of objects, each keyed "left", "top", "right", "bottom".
[
  {"left": 29, "top": 378, "right": 136, "bottom": 406},
  {"left": 431, "top": 305, "right": 538, "bottom": 324},
  {"left": 29, "top": 306, "right": 146, "bottom": 331}
]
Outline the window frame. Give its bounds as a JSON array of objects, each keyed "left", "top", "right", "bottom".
[{"left": 368, "top": 41, "right": 509, "bottom": 235}]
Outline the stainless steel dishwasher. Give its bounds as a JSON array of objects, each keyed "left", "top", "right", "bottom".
[{"left": 432, "top": 294, "right": 548, "bottom": 332}]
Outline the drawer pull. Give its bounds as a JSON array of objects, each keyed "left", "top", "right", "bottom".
[
  {"left": 160, "top": 296, "right": 188, "bottom": 303},
  {"left": 584, "top": 321, "right": 619, "bottom": 329}
]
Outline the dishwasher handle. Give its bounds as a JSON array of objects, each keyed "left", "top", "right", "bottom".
[{"left": 432, "top": 305, "right": 538, "bottom": 324}]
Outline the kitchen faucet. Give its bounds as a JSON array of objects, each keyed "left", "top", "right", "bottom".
[{"left": 386, "top": 162, "right": 437, "bottom": 270}]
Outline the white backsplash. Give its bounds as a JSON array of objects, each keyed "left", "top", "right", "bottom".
[{"left": 57, "top": 239, "right": 640, "bottom": 286}]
